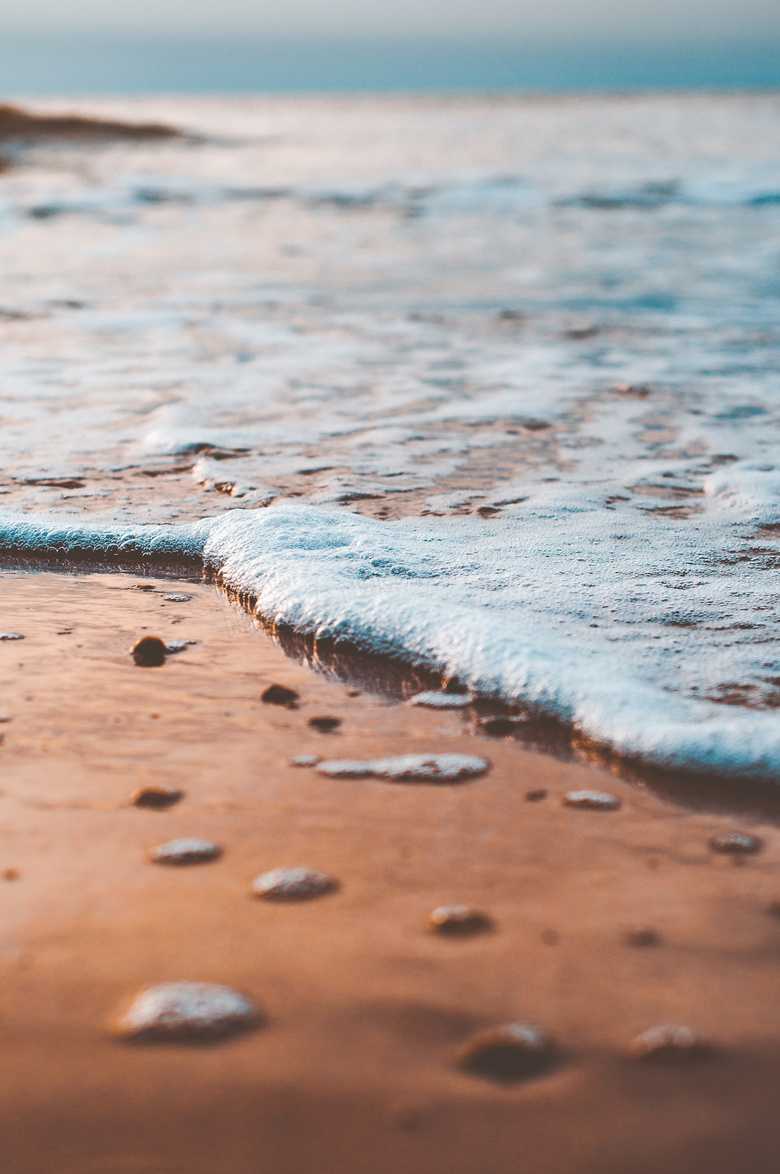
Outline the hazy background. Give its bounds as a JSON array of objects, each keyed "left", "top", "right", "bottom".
[{"left": 0, "top": 0, "right": 778, "bottom": 92}]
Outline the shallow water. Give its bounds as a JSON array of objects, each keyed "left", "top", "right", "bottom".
[{"left": 2, "top": 94, "right": 780, "bottom": 780}]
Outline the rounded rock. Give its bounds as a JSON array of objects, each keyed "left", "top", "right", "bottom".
[
  {"left": 261, "top": 684, "right": 299, "bottom": 708},
  {"left": 116, "top": 981, "right": 259, "bottom": 1041},
  {"left": 457, "top": 1023, "right": 554, "bottom": 1083},
  {"left": 563, "top": 790, "right": 621, "bottom": 811},
  {"left": 630, "top": 1025, "right": 713, "bottom": 1063},
  {"left": 252, "top": 867, "right": 337, "bottom": 901},
  {"left": 308, "top": 715, "right": 342, "bottom": 732},
  {"left": 709, "top": 832, "right": 763, "bottom": 855},
  {"left": 130, "top": 636, "right": 167, "bottom": 667},
  {"left": 149, "top": 838, "right": 221, "bottom": 865},
  {"left": 132, "top": 786, "right": 183, "bottom": 810},
  {"left": 429, "top": 905, "right": 493, "bottom": 937},
  {"left": 409, "top": 692, "right": 473, "bottom": 709}
]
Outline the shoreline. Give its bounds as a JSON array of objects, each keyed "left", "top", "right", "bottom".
[{"left": 0, "top": 567, "right": 778, "bottom": 1172}]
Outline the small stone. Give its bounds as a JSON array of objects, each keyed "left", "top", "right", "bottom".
[
  {"left": 132, "top": 786, "right": 183, "bottom": 810},
  {"left": 767, "top": 900, "right": 780, "bottom": 919},
  {"left": 252, "top": 867, "right": 337, "bottom": 901},
  {"left": 130, "top": 636, "right": 167, "bottom": 667},
  {"left": 709, "top": 832, "right": 763, "bottom": 855},
  {"left": 563, "top": 790, "right": 621, "bottom": 810},
  {"left": 625, "top": 927, "right": 659, "bottom": 947},
  {"left": 2, "top": 868, "right": 19, "bottom": 881},
  {"left": 116, "top": 982, "right": 260, "bottom": 1041},
  {"left": 0, "top": 714, "right": 12, "bottom": 723},
  {"left": 290, "top": 754, "right": 320, "bottom": 767},
  {"left": 409, "top": 692, "right": 473, "bottom": 709},
  {"left": 308, "top": 716, "right": 341, "bottom": 732},
  {"left": 429, "top": 905, "right": 492, "bottom": 937},
  {"left": 525, "top": 789, "right": 547, "bottom": 802},
  {"left": 630, "top": 1025, "right": 713, "bottom": 1063},
  {"left": 479, "top": 716, "right": 528, "bottom": 737},
  {"left": 540, "top": 928, "right": 559, "bottom": 946},
  {"left": 317, "top": 753, "right": 488, "bottom": 783},
  {"left": 149, "top": 838, "right": 221, "bottom": 865},
  {"left": 457, "top": 1023, "right": 554, "bottom": 1083},
  {"left": 261, "top": 684, "right": 299, "bottom": 708},
  {"left": 163, "top": 594, "right": 191, "bottom": 603},
  {"left": 0, "top": 633, "right": 24, "bottom": 641},
  {"left": 133, "top": 584, "right": 156, "bottom": 592}
]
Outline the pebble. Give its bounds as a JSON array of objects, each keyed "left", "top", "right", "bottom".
[
  {"left": 2, "top": 868, "right": 19, "bottom": 881},
  {"left": 149, "top": 838, "right": 221, "bottom": 865},
  {"left": 163, "top": 594, "right": 191, "bottom": 603},
  {"left": 0, "top": 633, "right": 24, "bottom": 641},
  {"left": 630, "top": 1025, "right": 713, "bottom": 1062},
  {"left": 316, "top": 753, "right": 489, "bottom": 783},
  {"left": 479, "top": 716, "right": 527, "bottom": 737},
  {"left": 562, "top": 789, "right": 621, "bottom": 810},
  {"left": 290, "top": 754, "right": 321, "bottom": 767},
  {"left": 625, "top": 927, "right": 659, "bottom": 947},
  {"left": 709, "top": 832, "right": 763, "bottom": 855},
  {"left": 308, "top": 716, "right": 342, "bottom": 732},
  {"left": 261, "top": 684, "right": 299, "bottom": 708},
  {"left": 132, "top": 786, "right": 184, "bottom": 810},
  {"left": 409, "top": 692, "right": 473, "bottom": 708},
  {"left": 130, "top": 635, "right": 167, "bottom": 667},
  {"left": 116, "top": 982, "right": 260, "bottom": 1041},
  {"left": 525, "top": 789, "right": 547, "bottom": 802},
  {"left": 0, "top": 714, "right": 12, "bottom": 723},
  {"left": 429, "top": 905, "right": 493, "bottom": 936},
  {"left": 457, "top": 1023, "right": 554, "bottom": 1083},
  {"left": 252, "top": 866, "right": 337, "bottom": 901}
]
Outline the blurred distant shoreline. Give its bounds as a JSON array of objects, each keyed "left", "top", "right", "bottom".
[{"left": 0, "top": 32, "right": 779, "bottom": 96}]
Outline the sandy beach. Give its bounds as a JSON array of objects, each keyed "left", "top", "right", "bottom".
[
  {"left": 1, "top": 95, "right": 780, "bottom": 1171},
  {"left": 0, "top": 568, "right": 777, "bottom": 1173}
]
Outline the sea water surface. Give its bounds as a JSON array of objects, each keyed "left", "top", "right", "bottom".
[{"left": 2, "top": 93, "right": 780, "bottom": 780}]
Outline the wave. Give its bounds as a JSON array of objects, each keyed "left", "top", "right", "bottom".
[{"left": 3, "top": 499, "right": 780, "bottom": 784}]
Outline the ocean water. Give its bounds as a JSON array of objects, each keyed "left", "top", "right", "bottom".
[{"left": 2, "top": 93, "right": 780, "bottom": 781}]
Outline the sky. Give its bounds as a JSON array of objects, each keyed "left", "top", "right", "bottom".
[{"left": 3, "top": 0, "right": 780, "bottom": 41}]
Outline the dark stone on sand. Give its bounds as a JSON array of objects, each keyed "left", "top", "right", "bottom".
[
  {"left": 563, "top": 790, "right": 621, "bottom": 811},
  {"left": 625, "top": 927, "right": 659, "bottom": 947},
  {"left": 132, "top": 786, "right": 184, "bottom": 810},
  {"left": 2, "top": 868, "right": 19, "bottom": 881},
  {"left": 525, "top": 789, "right": 547, "bottom": 802},
  {"left": 308, "top": 716, "right": 342, "bottom": 732},
  {"left": 130, "top": 636, "right": 167, "bottom": 667},
  {"left": 149, "top": 838, "right": 221, "bottom": 865},
  {"left": 252, "top": 867, "right": 337, "bottom": 901},
  {"left": 116, "top": 982, "right": 260, "bottom": 1042},
  {"left": 540, "top": 929, "right": 559, "bottom": 945},
  {"left": 429, "top": 905, "right": 493, "bottom": 937},
  {"left": 479, "top": 716, "right": 525, "bottom": 737},
  {"left": 767, "top": 900, "right": 780, "bottom": 918},
  {"left": 457, "top": 1023, "right": 554, "bottom": 1083},
  {"left": 709, "top": 832, "right": 763, "bottom": 855},
  {"left": 630, "top": 1025, "right": 714, "bottom": 1063},
  {"left": 261, "top": 684, "right": 299, "bottom": 708}
]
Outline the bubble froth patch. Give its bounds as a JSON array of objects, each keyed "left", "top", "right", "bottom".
[{"left": 316, "top": 753, "right": 488, "bottom": 782}]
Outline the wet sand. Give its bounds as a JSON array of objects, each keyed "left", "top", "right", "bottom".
[{"left": 0, "top": 568, "right": 778, "bottom": 1173}]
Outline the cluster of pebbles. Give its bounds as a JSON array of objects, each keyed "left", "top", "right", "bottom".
[{"left": 108, "top": 661, "right": 771, "bottom": 1080}]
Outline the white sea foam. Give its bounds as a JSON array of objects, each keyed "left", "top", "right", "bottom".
[{"left": 1, "top": 94, "right": 780, "bottom": 782}]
